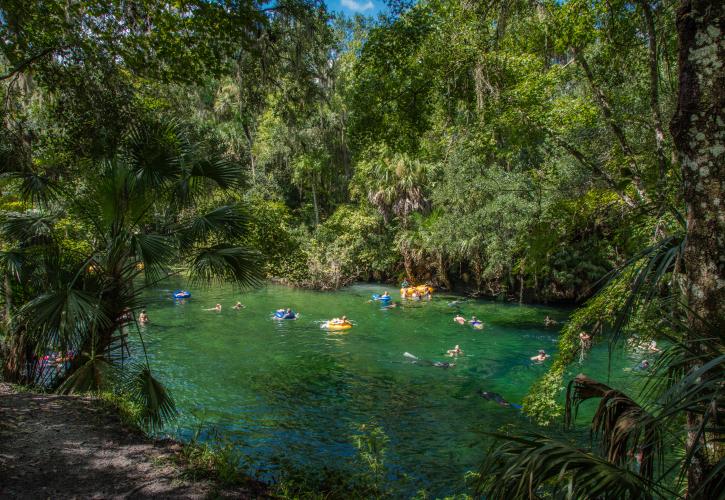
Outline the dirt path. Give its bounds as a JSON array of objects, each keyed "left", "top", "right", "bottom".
[{"left": 0, "top": 383, "right": 259, "bottom": 499}]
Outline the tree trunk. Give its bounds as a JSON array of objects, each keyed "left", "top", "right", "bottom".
[
  {"left": 639, "top": 0, "right": 669, "bottom": 195},
  {"left": 670, "top": 0, "right": 724, "bottom": 494},
  {"left": 311, "top": 180, "right": 319, "bottom": 227}
]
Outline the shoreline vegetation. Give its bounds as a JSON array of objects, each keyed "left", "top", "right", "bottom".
[{"left": 1, "top": 0, "right": 722, "bottom": 497}]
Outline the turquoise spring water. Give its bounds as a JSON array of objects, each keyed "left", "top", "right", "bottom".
[{"left": 137, "top": 282, "right": 648, "bottom": 497}]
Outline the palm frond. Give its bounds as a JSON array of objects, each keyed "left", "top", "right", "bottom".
[
  {"left": 15, "top": 171, "right": 59, "bottom": 205},
  {"left": 181, "top": 205, "right": 250, "bottom": 245},
  {"left": 476, "top": 433, "right": 674, "bottom": 499},
  {"left": 57, "top": 355, "right": 118, "bottom": 394},
  {"left": 19, "top": 287, "right": 109, "bottom": 352},
  {"left": 130, "top": 233, "right": 175, "bottom": 282},
  {"left": 566, "top": 374, "right": 661, "bottom": 480},
  {"left": 190, "top": 157, "right": 244, "bottom": 189},
  {"left": 0, "top": 211, "right": 57, "bottom": 243},
  {"left": 123, "top": 120, "right": 185, "bottom": 189},
  {"left": 0, "top": 249, "right": 24, "bottom": 283},
  {"left": 188, "top": 244, "right": 262, "bottom": 288},
  {"left": 120, "top": 362, "right": 177, "bottom": 431},
  {"left": 606, "top": 231, "right": 685, "bottom": 346}
]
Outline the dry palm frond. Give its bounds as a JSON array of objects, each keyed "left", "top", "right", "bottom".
[{"left": 565, "top": 374, "right": 661, "bottom": 480}]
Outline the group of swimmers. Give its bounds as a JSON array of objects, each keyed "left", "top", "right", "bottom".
[
  {"left": 201, "top": 301, "right": 245, "bottom": 313},
  {"left": 453, "top": 314, "right": 484, "bottom": 329}
]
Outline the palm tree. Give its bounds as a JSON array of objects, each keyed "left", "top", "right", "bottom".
[
  {"left": 0, "top": 119, "right": 261, "bottom": 429},
  {"left": 476, "top": 213, "right": 723, "bottom": 498}
]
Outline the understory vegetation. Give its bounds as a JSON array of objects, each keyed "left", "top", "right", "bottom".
[{"left": 1, "top": 0, "right": 722, "bottom": 498}]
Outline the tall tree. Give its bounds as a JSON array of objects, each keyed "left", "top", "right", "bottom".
[{"left": 669, "top": 0, "right": 724, "bottom": 490}]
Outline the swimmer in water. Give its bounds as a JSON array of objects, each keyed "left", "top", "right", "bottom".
[
  {"left": 447, "top": 345, "right": 463, "bottom": 357},
  {"left": 204, "top": 304, "right": 222, "bottom": 312},
  {"left": 404, "top": 352, "right": 455, "bottom": 368},
  {"left": 579, "top": 331, "right": 592, "bottom": 349},
  {"left": 479, "top": 390, "right": 522, "bottom": 409},
  {"left": 453, "top": 314, "right": 466, "bottom": 324},
  {"left": 635, "top": 359, "right": 650, "bottom": 371},
  {"left": 381, "top": 301, "right": 398, "bottom": 309},
  {"left": 233, "top": 301, "right": 245, "bottom": 310},
  {"left": 531, "top": 349, "right": 550, "bottom": 362},
  {"left": 647, "top": 340, "right": 661, "bottom": 353},
  {"left": 544, "top": 315, "right": 558, "bottom": 327},
  {"left": 138, "top": 309, "right": 149, "bottom": 324},
  {"left": 469, "top": 316, "right": 484, "bottom": 329}
]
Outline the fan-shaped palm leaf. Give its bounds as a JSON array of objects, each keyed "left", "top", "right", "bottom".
[
  {"left": 181, "top": 205, "right": 250, "bottom": 246},
  {"left": 130, "top": 233, "right": 176, "bottom": 282},
  {"left": 123, "top": 120, "right": 185, "bottom": 189},
  {"left": 190, "top": 157, "right": 243, "bottom": 190},
  {"left": 57, "top": 355, "right": 118, "bottom": 394},
  {"left": 188, "top": 244, "right": 262, "bottom": 288},
  {"left": 15, "top": 171, "right": 59, "bottom": 205},
  {"left": 120, "top": 362, "right": 177, "bottom": 431},
  {"left": 20, "top": 287, "right": 109, "bottom": 353},
  {"left": 0, "top": 211, "right": 57, "bottom": 243},
  {"left": 476, "top": 433, "right": 674, "bottom": 499}
]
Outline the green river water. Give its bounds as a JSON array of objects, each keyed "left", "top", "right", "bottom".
[{"left": 137, "top": 282, "right": 646, "bottom": 497}]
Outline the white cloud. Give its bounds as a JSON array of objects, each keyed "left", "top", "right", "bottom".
[{"left": 341, "top": 0, "right": 374, "bottom": 12}]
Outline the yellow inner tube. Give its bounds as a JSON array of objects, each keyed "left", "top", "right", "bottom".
[
  {"left": 401, "top": 285, "right": 434, "bottom": 297},
  {"left": 324, "top": 321, "right": 352, "bottom": 330}
]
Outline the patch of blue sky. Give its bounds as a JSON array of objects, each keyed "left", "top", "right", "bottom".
[{"left": 328, "top": 0, "right": 387, "bottom": 17}]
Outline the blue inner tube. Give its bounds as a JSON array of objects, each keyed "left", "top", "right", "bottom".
[
  {"left": 275, "top": 310, "right": 296, "bottom": 319},
  {"left": 173, "top": 290, "right": 191, "bottom": 299},
  {"left": 372, "top": 294, "right": 392, "bottom": 302}
]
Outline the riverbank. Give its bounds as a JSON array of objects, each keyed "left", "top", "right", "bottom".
[{"left": 0, "top": 383, "right": 266, "bottom": 499}]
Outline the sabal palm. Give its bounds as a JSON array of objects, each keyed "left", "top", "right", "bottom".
[
  {"left": 0, "top": 120, "right": 261, "bottom": 429},
  {"left": 367, "top": 153, "right": 430, "bottom": 224},
  {"left": 477, "top": 214, "right": 723, "bottom": 498}
]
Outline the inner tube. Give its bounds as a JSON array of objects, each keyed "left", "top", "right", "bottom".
[
  {"left": 401, "top": 285, "right": 434, "bottom": 297},
  {"left": 274, "top": 310, "right": 297, "bottom": 320},
  {"left": 173, "top": 290, "right": 191, "bottom": 299},
  {"left": 322, "top": 321, "right": 352, "bottom": 330},
  {"left": 372, "top": 294, "right": 392, "bottom": 303}
]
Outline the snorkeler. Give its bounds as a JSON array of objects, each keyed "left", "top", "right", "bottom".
[
  {"left": 204, "top": 304, "right": 222, "bottom": 312},
  {"left": 403, "top": 352, "right": 455, "bottom": 368},
  {"left": 479, "top": 390, "right": 522, "bottom": 409}
]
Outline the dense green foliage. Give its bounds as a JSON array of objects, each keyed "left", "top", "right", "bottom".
[{"left": 1, "top": 0, "right": 722, "bottom": 498}]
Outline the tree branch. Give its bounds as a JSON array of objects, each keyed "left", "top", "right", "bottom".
[
  {"left": 0, "top": 47, "right": 56, "bottom": 81},
  {"left": 575, "top": 48, "right": 650, "bottom": 203},
  {"left": 639, "top": 0, "right": 669, "bottom": 194}
]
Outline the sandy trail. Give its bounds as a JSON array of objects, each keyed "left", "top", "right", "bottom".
[{"left": 0, "top": 383, "right": 258, "bottom": 499}]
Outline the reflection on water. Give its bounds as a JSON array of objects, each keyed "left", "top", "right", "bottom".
[{"left": 136, "top": 283, "right": 640, "bottom": 497}]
